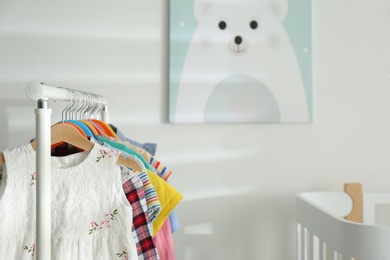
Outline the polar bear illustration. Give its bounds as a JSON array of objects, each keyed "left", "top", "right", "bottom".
[{"left": 173, "top": 0, "right": 310, "bottom": 123}]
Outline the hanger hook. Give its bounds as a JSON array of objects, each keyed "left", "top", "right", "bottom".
[
  {"left": 59, "top": 87, "right": 74, "bottom": 122},
  {"left": 90, "top": 94, "right": 100, "bottom": 120},
  {"left": 84, "top": 92, "right": 94, "bottom": 119},
  {"left": 69, "top": 89, "right": 80, "bottom": 120},
  {"left": 76, "top": 91, "right": 86, "bottom": 120},
  {"left": 84, "top": 91, "right": 93, "bottom": 120},
  {"left": 75, "top": 91, "right": 85, "bottom": 120}
]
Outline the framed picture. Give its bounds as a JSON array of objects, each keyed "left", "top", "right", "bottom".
[{"left": 169, "top": 0, "right": 312, "bottom": 123}]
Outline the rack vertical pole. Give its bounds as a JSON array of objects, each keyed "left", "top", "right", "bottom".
[{"left": 35, "top": 99, "right": 52, "bottom": 260}]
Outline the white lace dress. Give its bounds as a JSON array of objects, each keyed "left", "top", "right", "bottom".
[{"left": 0, "top": 142, "right": 137, "bottom": 260}]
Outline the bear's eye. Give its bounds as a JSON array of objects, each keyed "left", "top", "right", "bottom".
[
  {"left": 250, "top": 20, "right": 258, "bottom": 30},
  {"left": 218, "top": 21, "right": 227, "bottom": 30}
]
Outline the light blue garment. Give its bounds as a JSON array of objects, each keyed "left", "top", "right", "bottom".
[
  {"left": 116, "top": 128, "right": 157, "bottom": 156},
  {"left": 168, "top": 210, "right": 180, "bottom": 233}
]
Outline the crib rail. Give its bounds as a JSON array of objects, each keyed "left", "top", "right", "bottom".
[{"left": 296, "top": 192, "right": 390, "bottom": 260}]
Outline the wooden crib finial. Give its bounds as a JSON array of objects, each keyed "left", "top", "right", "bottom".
[{"left": 344, "top": 183, "right": 363, "bottom": 223}]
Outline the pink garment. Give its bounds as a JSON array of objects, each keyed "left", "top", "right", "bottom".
[{"left": 153, "top": 218, "right": 175, "bottom": 260}]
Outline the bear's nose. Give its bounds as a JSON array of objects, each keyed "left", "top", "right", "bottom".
[{"left": 235, "top": 36, "right": 242, "bottom": 45}]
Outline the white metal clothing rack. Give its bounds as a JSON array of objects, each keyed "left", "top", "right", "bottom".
[{"left": 25, "top": 82, "right": 108, "bottom": 260}]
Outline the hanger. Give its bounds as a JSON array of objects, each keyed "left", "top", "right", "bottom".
[
  {"left": 67, "top": 119, "right": 98, "bottom": 142},
  {"left": 29, "top": 122, "right": 92, "bottom": 151},
  {"left": 29, "top": 122, "right": 143, "bottom": 172},
  {"left": 38, "top": 121, "right": 87, "bottom": 150},
  {"left": 83, "top": 120, "right": 109, "bottom": 138},
  {"left": 98, "top": 135, "right": 154, "bottom": 172},
  {"left": 80, "top": 120, "right": 99, "bottom": 137},
  {"left": 91, "top": 119, "right": 119, "bottom": 139},
  {"left": 0, "top": 122, "right": 88, "bottom": 165},
  {"left": 72, "top": 91, "right": 111, "bottom": 139}
]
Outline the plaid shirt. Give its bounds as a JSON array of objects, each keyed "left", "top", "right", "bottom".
[{"left": 122, "top": 167, "right": 160, "bottom": 260}]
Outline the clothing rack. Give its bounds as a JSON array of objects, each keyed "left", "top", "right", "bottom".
[{"left": 25, "top": 82, "right": 108, "bottom": 260}]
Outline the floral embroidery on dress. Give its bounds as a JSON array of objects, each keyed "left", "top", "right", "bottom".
[
  {"left": 30, "top": 172, "right": 36, "bottom": 186},
  {"left": 96, "top": 149, "right": 120, "bottom": 162},
  {"left": 23, "top": 243, "right": 35, "bottom": 256},
  {"left": 88, "top": 209, "right": 118, "bottom": 235},
  {"left": 116, "top": 251, "right": 129, "bottom": 260}
]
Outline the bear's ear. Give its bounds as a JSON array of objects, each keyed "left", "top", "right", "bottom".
[
  {"left": 193, "top": 0, "right": 213, "bottom": 22},
  {"left": 263, "top": 0, "right": 288, "bottom": 21}
]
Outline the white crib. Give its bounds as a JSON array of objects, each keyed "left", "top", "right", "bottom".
[{"left": 296, "top": 183, "right": 390, "bottom": 260}]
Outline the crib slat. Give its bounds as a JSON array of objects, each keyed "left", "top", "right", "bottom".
[
  {"left": 304, "top": 228, "right": 313, "bottom": 260},
  {"left": 303, "top": 227, "right": 308, "bottom": 260},
  {"left": 324, "top": 243, "right": 333, "bottom": 260},
  {"left": 297, "top": 223, "right": 303, "bottom": 260},
  {"left": 318, "top": 239, "right": 324, "bottom": 260},
  {"left": 312, "top": 235, "right": 321, "bottom": 260},
  {"left": 334, "top": 251, "right": 343, "bottom": 260}
]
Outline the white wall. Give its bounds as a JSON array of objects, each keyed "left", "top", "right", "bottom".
[{"left": 1, "top": 0, "right": 390, "bottom": 259}]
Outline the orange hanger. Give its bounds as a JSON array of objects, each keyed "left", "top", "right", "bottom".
[
  {"left": 91, "top": 119, "right": 119, "bottom": 139},
  {"left": 87, "top": 120, "right": 109, "bottom": 138}
]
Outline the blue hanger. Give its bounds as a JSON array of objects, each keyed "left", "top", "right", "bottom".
[{"left": 67, "top": 120, "right": 98, "bottom": 142}]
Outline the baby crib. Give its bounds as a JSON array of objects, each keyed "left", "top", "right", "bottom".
[{"left": 296, "top": 183, "right": 390, "bottom": 260}]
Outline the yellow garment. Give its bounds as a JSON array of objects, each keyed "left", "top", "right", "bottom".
[{"left": 146, "top": 169, "right": 183, "bottom": 237}]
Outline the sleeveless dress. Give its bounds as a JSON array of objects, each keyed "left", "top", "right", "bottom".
[{"left": 0, "top": 142, "right": 137, "bottom": 260}]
